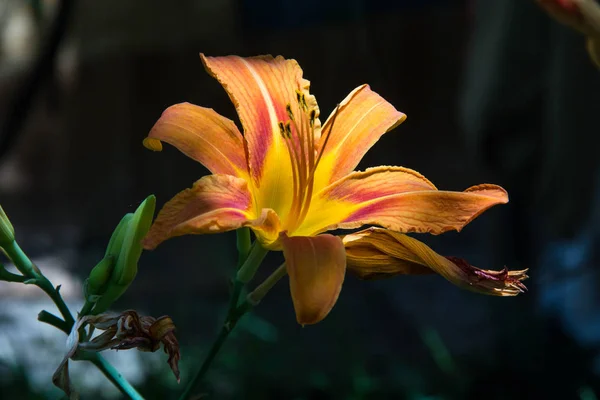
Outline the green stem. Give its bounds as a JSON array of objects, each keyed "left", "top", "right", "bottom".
[
  {"left": 2, "top": 240, "right": 36, "bottom": 277},
  {"left": 0, "top": 264, "right": 27, "bottom": 283},
  {"left": 3, "top": 240, "right": 75, "bottom": 327},
  {"left": 236, "top": 243, "right": 268, "bottom": 284},
  {"left": 235, "top": 228, "right": 251, "bottom": 269},
  {"left": 88, "top": 353, "right": 145, "bottom": 400},
  {"left": 247, "top": 263, "right": 287, "bottom": 305},
  {"left": 79, "top": 300, "right": 94, "bottom": 317},
  {"left": 36, "top": 275, "right": 75, "bottom": 327},
  {"left": 227, "top": 279, "right": 244, "bottom": 317},
  {"left": 38, "top": 310, "right": 70, "bottom": 334},
  {"left": 4, "top": 239, "right": 141, "bottom": 398},
  {"left": 179, "top": 325, "right": 231, "bottom": 400},
  {"left": 227, "top": 229, "right": 252, "bottom": 315},
  {"left": 180, "top": 241, "right": 268, "bottom": 400}
]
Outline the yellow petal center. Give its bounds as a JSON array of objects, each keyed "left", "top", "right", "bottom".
[{"left": 269, "top": 92, "right": 336, "bottom": 237}]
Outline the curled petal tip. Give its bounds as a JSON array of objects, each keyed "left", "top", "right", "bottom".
[
  {"left": 464, "top": 184, "right": 509, "bottom": 203},
  {"left": 143, "top": 137, "right": 163, "bottom": 151}
]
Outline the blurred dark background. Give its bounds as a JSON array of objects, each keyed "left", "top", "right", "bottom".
[{"left": 1, "top": 0, "right": 600, "bottom": 398}]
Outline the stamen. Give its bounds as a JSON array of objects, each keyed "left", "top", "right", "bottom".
[
  {"left": 294, "top": 104, "right": 340, "bottom": 229},
  {"left": 284, "top": 121, "right": 292, "bottom": 138},
  {"left": 280, "top": 120, "right": 300, "bottom": 222},
  {"left": 278, "top": 121, "right": 286, "bottom": 138},
  {"left": 314, "top": 104, "right": 340, "bottom": 168},
  {"left": 309, "top": 109, "right": 316, "bottom": 128},
  {"left": 286, "top": 104, "right": 294, "bottom": 121}
]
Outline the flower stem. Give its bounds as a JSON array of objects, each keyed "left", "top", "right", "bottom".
[
  {"left": 38, "top": 310, "right": 70, "bottom": 334},
  {"left": 4, "top": 239, "right": 142, "bottom": 398},
  {"left": 88, "top": 353, "right": 145, "bottom": 400},
  {"left": 236, "top": 243, "right": 268, "bottom": 284},
  {"left": 179, "top": 325, "right": 231, "bottom": 400},
  {"left": 180, "top": 234, "right": 268, "bottom": 400},
  {"left": 0, "top": 263, "right": 27, "bottom": 283},
  {"left": 3, "top": 240, "right": 75, "bottom": 327},
  {"left": 247, "top": 263, "right": 287, "bottom": 305},
  {"left": 235, "top": 228, "right": 251, "bottom": 268}
]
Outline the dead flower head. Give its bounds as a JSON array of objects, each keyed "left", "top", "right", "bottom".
[{"left": 53, "top": 310, "right": 180, "bottom": 398}]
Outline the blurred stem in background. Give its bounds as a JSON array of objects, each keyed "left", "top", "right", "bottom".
[{"left": 0, "top": 0, "right": 75, "bottom": 164}]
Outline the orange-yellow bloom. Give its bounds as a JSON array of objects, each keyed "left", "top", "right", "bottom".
[
  {"left": 343, "top": 227, "right": 528, "bottom": 296},
  {"left": 142, "top": 54, "right": 509, "bottom": 325}
]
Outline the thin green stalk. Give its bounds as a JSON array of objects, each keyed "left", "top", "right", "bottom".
[
  {"left": 235, "top": 228, "right": 251, "bottom": 268},
  {"left": 247, "top": 263, "right": 287, "bottom": 305},
  {"left": 35, "top": 275, "right": 75, "bottom": 327},
  {"left": 181, "top": 271, "right": 284, "bottom": 400},
  {"left": 179, "top": 325, "right": 231, "bottom": 400},
  {"left": 38, "top": 310, "right": 70, "bottom": 334},
  {"left": 180, "top": 236, "right": 268, "bottom": 400},
  {"left": 88, "top": 353, "right": 145, "bottom": 400},
  {"left": 0, "top": 264, "right": 27, "bottom": 283},
  {"left": 4, "top": 239, "right": 142, "bottom": 398},
  {"left": 3, "top": 240, "right": 75, "bottom": 326},
  {"left": 79, "top": 299, "right": 94, "bottom": 317},
  {"left": 236, "top": 243, "right": 269, "bottom": 283}
]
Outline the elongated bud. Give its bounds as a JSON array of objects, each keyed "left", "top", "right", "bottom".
[
  {"left": 84, "top": 256, "right": 115, "bottom": 302},
  {"left": 91, "top": 195, "right": 156, "bottom": 314},
  {"left": 0, "top": 205, "right": 15, "bottom": 247},
  {"left": 105, "top": 213, "right": 134, "bottom": 261},
  {"left": 83, "top": 213, "right": 132, "bottom": 303}
]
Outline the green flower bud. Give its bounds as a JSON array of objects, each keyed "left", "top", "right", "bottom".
[
  {"left": 84, "top": 256, "right": 115, "bottom": 302},
  {"left": 91, "top": 195, "right": 156, "bottom": 314},
  {"left": 0, "top": 205, "right": 15, "bottom": 247},
  {"left": 84, "top": 213, "right": 132, "bottom": 303}
]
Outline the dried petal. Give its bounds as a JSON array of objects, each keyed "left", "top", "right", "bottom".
[{"left": 343, "top": 227, "right": 528, "bottom": 296}]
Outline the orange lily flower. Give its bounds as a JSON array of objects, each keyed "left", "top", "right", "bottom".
[{"left": 142, "top": 54, "right": 509, "bottom": 325}]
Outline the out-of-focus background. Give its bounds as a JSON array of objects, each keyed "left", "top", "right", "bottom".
[{"left": 1, "top": 0, "right": 600, "bottom": 398}]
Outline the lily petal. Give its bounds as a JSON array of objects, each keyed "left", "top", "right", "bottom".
[
  {"left": 144, "top": 103, "right": 248, "bottom": 177},
  {"left": 142, "top": 175, "right": 254, "bottom": 250},
  {"left": 314, "top": 85, "right": 406, "bottom": 189},
  {"left": 282, "top": 234, "right": 346, "bottom": 325},
  {"left": 201, "top": 54, "right": 315, "bottom": 217},
  {"left": 343, "top": 227, "right": 528, "bottom": 296},
  {"left": 298, "top": 165, "right": 507, "bottom": 236}
]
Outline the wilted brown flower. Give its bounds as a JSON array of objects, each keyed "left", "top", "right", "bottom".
[{"left": 53, "top": 310, "right": 180, "bottom": 398}]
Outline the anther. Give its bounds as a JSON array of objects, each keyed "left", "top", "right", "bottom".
[
  {"left": 309, "top": 109, "right": 316, "bottom": 128},
  {"left": 286, "top": 104, "right": 294, "bottom": 121},
  {"left": 278, "top": 121, "right": 286, "bottom": 137},
  {"left": 285, "top": 121, "right": 292, "bottom": 138}
]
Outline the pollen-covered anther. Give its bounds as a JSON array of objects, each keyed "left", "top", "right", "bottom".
[
  {"left": 278, "top": 121, "right": 286, "bottom": 138},
  {"left": 285, "top": 121, "right": 292, "bottom": 138},
  {"left": 309, "top": 109, "right": 316, "bottom": 128},
  {"left": 286, "top": 103, "right": 295, "bottom": 121},
  {"left": 295, "top": 89, "right": 308, "bottom": 111}
]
